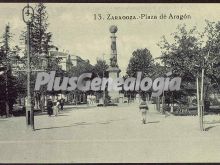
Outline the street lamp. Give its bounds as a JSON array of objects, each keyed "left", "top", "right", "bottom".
[
  {"left": 22, "top": 4, "right": 34, "bottom": 130},
  {"left": 196, "top": 49, "right": 211, "bottom": 132},
  {"left": 102, "top": 54, "right": 106, "bottom": 106}
]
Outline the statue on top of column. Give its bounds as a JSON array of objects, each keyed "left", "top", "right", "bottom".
[
  {"left": 110, "top": 55, "right": 118, "bottom": 67},
  {"left": 109, "top": 25, "right": 118, "bottom": 68}
]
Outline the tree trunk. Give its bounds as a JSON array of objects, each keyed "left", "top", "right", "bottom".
[
  {"left": 40, "top": 93, "right": 45, "bottom": 112},
  {"left": 156, "top": 97, "right": 160, "bottom": 112},
  {"left": 197, "top": 77, "right": 200, "bottom": 126},
  {"left": 200, "top": 69, "right": 204, "bottom": 131}
]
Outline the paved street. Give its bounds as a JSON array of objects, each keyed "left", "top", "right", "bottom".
[{"left": 0, "top": 103, "right": 220, "bottom": 163}]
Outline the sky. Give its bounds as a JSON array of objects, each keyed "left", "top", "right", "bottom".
[{"left": 1, "top": 3, "right": 220, "bottom": 75}]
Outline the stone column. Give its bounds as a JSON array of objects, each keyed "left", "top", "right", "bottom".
[{"left": 107, "top": 25, "right": 121, "bottom": 103}]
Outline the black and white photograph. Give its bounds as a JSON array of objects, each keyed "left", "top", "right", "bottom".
[{"left": 0, "top": 2, "right": 220, "bottom": 163}]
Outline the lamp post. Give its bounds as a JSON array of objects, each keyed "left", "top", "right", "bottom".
[
  {"left": 22, "top": 4, "right": 34, "bottom": 130},
  {"left": 102, "top": 54, "right": 106, "bottom": 106},
  {"left": 196, "top": 49, "right": 211, "bottom": 132}
]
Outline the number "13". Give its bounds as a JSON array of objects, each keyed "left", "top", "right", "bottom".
[{"left": 94, "top": 14, "right": 102, "bottom": 20}]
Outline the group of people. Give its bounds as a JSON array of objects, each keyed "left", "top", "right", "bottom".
[
  {"left": 87, "top": 95, "right": 96, "bottom": 105},
  {"left": 46, "top": 96, "right": 148, "bottom": 123},
  {"left": 47, "top": 98, "right": 65, "bottom": 117}
]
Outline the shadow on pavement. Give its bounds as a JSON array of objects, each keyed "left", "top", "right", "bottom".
[
  {"left": 204, "top": 120, "right": 220, "bottom": 124},
  {"left": 35, "top": 122, "right": 91, "bottom": 131},
  {"left": 98, "top": 121, "right": 111, "bottom": 124},
  {"left": 204, "top": 120, "right": 220, "bottom": 131},
  {"left": 205, "top": 126, "right": 215, "bottom": 131},
  {"left": 54, "top": 114, "right": 69, "bottom": 117},
  {"left": 205, "top": 125, "right": 220, "bottom": 131},
  {"left": 35, "top": 118, "right": 128, "bottom": 131},
  {"left": 9, "top": 106, "right": 93, "bottom": 117},
  {"left": 64, "top": 106, "right": 96, "bottom": 110},
  {"left": 147, "top": 121, "right": 160, "bottom": 124}
]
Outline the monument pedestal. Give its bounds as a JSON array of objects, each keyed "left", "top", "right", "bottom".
[
  {"left": 107, "top": 25, "right": 121, "bottom": 104},
  {"left": 107, "top": 67, "right": 121, "bottom": 103}
]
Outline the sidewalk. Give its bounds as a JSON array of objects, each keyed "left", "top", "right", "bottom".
[
  {"left": 64, "top": 104, "right": 97, "bottom": 109},
  {"left": 0, "top": 104, "right": 220, "bottom": 163}
]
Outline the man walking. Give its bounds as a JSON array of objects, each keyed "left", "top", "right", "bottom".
[
  {"left": 47, "top": 99, "right": 53, "bottom": 117},
  {"left": 139, "top": 97, "right": 148, "bottom": 124},
  {"left": 60, "top": 98, "right": 64, "bottom": 110}
]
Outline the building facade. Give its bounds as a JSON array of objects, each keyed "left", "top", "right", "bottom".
[{"left": 49, "top": 47, "right": 90, "bottom": 104}]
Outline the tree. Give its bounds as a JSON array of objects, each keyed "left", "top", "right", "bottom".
[
  {"left": 67, "top": 60, "right": 94, "bottom": 104},
  {"left": 126, "top": 48, "right": 155, "bottom": 100},
  {"left": 70, "top": 61, "right": 94, "bottom": 77},
  {"left": 158, "top": 23, "right": 220, "bottom": 103},
  {"left": 0, "top": 24, "right": 18, "bottom": 117},
  {"left": 93, "top": 59, "right": 108, "bottom": 78},
  {"left": 20, "top": 3, "right": 61, "bottom": 111},
  {"left": 20, "top": 3, "right": 56, "bottom": 71},
  {"left": 158, "top": 25, "right": 203, "bottom": 102},
  {"left": 93, "top": 59, "right": 110, "bottom": 104},
  {"left": 20, "top": 3, "right": 53, "bottom": 69},
  {"left": 31, "top": 3, "right": 52, "bottom": 55},
  {"left": 158, "top": 25, "right": 202, "bottom": 80},
  {"left": 158, "top": 23, "right": 220, "bottom": 130},
  {"left": 127, "top": 48, "right": 155, "bottom": 78},
  {"left": 202, "top": 20, "right": 220, "bottom": 96}
]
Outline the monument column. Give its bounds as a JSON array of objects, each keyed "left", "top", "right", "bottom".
[{"left": 107, "top": 25, "right": 121, "bottom": 103}]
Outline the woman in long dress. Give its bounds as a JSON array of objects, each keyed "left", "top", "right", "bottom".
[{"left": 54, "top": 100, "right": 60, "bottom": 117}]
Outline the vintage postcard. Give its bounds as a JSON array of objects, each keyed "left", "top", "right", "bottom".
[{"left": 0, "top": 3, "right": 220, "bottom": 163}]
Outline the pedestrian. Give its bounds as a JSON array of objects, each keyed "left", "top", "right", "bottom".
[
  {"left": 139, "top": 97, "right": 148, "bottom": 124},
  {"left": 47, "top": 99, "right": 53, "bottom": 117},
  {"left": 54, "top": 99, "right": 60, "bottom": 117},
  {"left": 87, "top": 95, "right": 90, "bottom": 106},
  {"left": 60, "top": 98, "right": 64, "bottom": 110},
  {"left": 91, "top": 95, "right": 95, "bottom": 104}
]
